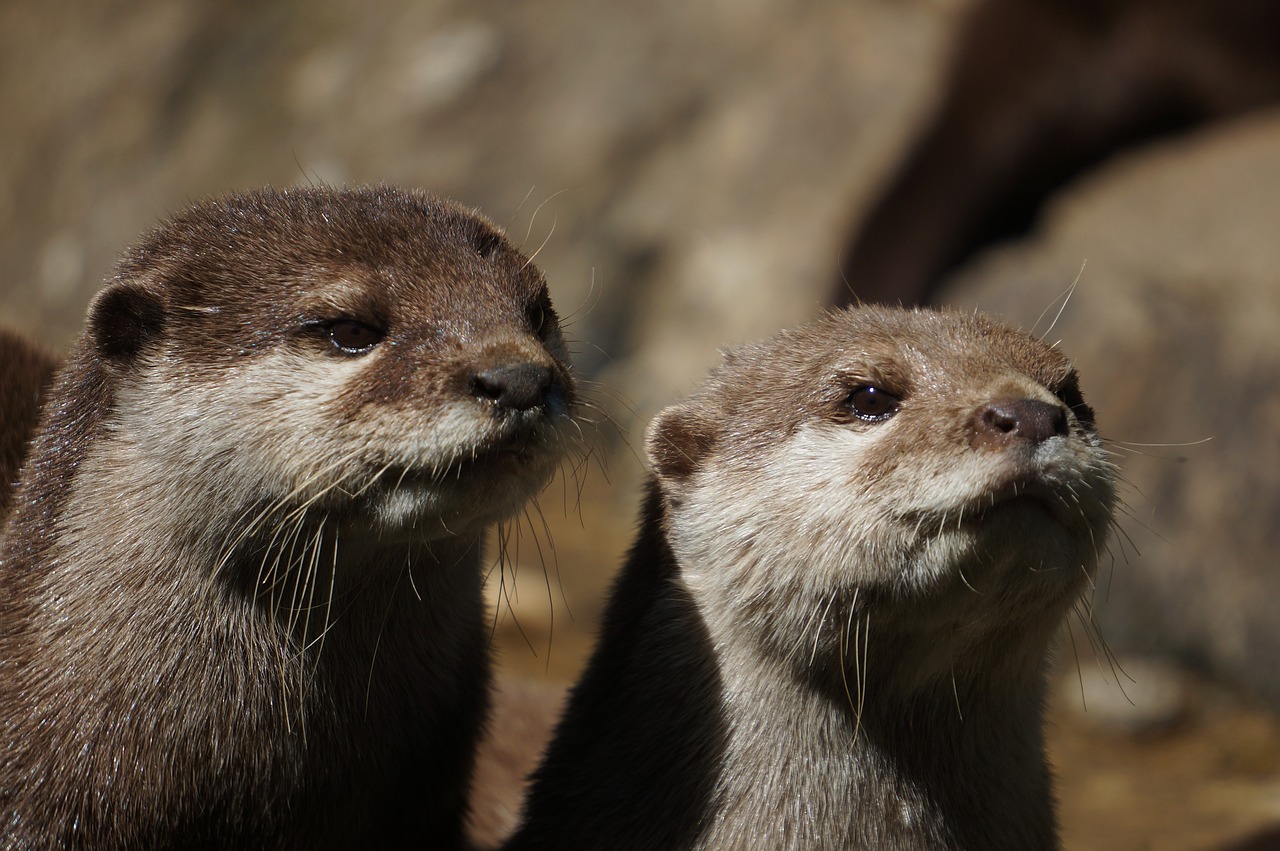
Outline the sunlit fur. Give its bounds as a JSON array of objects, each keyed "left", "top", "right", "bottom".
[
  {"left": 0, "top": 186, "right": 576, "bottom": 850},
  {"left": 510, "top": 305, "right": 1116, "bottom": 851}
]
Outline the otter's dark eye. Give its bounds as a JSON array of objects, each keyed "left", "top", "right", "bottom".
[
  {"left": 1054, "top": 373, "right": 1095, "bottom": 428},
  {"left": 846, "top": 385, "right": 900, "bottom": 422},
  {"left": 527, "top": 290, "right": 556, "bottom": 339},
  {"left": 325, "top": 320, "right": 384, "bottom": 354},
  {"left": 474, "top": 231, "right": 504, "bottom": 260}
]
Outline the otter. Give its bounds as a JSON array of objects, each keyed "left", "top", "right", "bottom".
[
  {"left": 0, "top": 185, "right": 576, "bottom": 850},
  {"left": 507, "top": 306, "right": 1116, "bottom": 850}
]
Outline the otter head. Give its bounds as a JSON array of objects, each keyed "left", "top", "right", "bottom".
[
  {"left": 645, "top": 306, "right": 1115, "bottom": 688},
  {"left": 81, "top": 186, "right": 575, "bottom": 554}
]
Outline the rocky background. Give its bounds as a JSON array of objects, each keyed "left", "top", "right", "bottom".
[{"left": 3, "top": 0, "right": 1279, "bottom": 848}]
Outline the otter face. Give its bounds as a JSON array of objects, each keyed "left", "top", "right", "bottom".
[
  {"left": 86, "top": 186, "right": 576, "bottom": 544},
  {"left": 647, "top": 306, "right": 1115, "bottom": 672}
]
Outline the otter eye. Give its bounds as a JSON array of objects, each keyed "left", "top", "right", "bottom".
[
  {"left": 1054, "top": 373, "right": 1095, "bottom": 428},
  {"left": 846, "top": 385, "right": 900, "bottom": 422},
  {"left": 527, "top": 289, "right": 557, "bottom": 339},
  {"left": 474, "top": 231, "right": 503, "bottom": 260},
  {"left": 325, "top": 320, "right": 384, "bottom": 354}
]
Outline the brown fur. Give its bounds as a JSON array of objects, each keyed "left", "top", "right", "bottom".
[
  {"left": 0, "top": 329, "right": 57, "bottom": 523},
  {"left": 0, "top": 186, "right": 576, "bottom": 850},
  {"left": 509, "top": 306, "right": 1116, "bottom": 850}
]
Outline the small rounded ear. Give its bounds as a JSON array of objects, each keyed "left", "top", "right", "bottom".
[
  {"left": 88, "top": 282, "right": 165, "bottom": 363},
  {"left": 645, "top": 402, "right": 719, "bottom": 486}
]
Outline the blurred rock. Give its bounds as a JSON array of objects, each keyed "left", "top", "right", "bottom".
[
  {"left": 1056, "top": 654, "right": 1189, "bottom": 734},
  {"left": 832, "top": 0, "right": 1280, "bottom": 307},
  {"left": 943, "top": 108, "right": 1280, "bottom": 707}
]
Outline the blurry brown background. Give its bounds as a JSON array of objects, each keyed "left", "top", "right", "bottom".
[{"left": 3, "top": 1, "right": 1279, "bottom": 848}]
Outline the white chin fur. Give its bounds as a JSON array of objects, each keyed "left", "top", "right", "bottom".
[{"left": 361, "top": 469, "right": 550, "bottom": 541}]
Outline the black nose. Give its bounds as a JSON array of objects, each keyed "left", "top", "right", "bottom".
[
  {"left": 970, "top": 398, "right": 1068, "bottom": 449},
  {"left": 472, "top": 362, "right": 555, "bottom": 412}
]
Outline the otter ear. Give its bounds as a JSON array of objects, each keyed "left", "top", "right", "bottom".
[
  {"left": 645, "top": 402, "right": 719, "bottom": 487},
  {"left": 88, "top": 282, "right": 165, "bottom": 363}
]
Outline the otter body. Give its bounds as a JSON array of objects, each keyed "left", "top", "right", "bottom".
[
  {"left": 509, "top": 306, "right": 1115, "bottom": 850},
  {"left": 0, "top": 186, "right": 575, "bottom": 849}
]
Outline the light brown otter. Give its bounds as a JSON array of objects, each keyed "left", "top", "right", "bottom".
[
  {"left": 0, "top": 329, "right": 57, "bottom": 523},
  {"left": 507, "top": 306, "right": 1116, "bottom": 851},
  {"left": 0, "top": 185, "right": 576, "bottom": 850}
]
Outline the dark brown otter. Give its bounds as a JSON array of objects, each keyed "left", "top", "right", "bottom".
[
  {"left": 0, "top": 186, "right": 576, "bottom": 850},
  {"left": 507, "top": 306, "right": 1116, "bottom": 850}
]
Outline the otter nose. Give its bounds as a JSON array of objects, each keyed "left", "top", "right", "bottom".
[
  {"left": 472, "top": 362, "right": 555, "bottom": 412},
  {"left": 970, "top": 398, "right": 1068, "bottom": 449}
]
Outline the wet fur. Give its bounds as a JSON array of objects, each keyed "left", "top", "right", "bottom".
[
  {"left": 0, "top": 186, "right": 575, "bottom": 849},
  {"left": 509, "top": 306, "right": 1116, "bottom": 850}
]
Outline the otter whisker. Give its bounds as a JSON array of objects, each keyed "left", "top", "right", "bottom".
[
  {"left": 784, "top": 596, "right": 829, "bottom": 670},
  {"left": 838, "top": 609, "right": 858, "bottom": 731},
  {"left": 523, "top": 215, "right": 557, "bottom": 271},
  {"left": 1063, "top": 615, "right": 1089, "bottom": 712},
  {"left": 215, "top": 449, "right": 363, "bottom": 580},
  {"left": 950, "top": 667, "right": 965, "bottom": 723},
  {"left": 808, "top": 593, "right": 839, "bottom": 669},
  {"left": 554, "top": 267, "right": 605, "bottom": 327},
  {"left": 527, "top": 497, "right": 568, "bottom": 618},
  {"left": 1032, "top": 262, "right": 1083, "bottom": 341},
  {"left": 260, "top": 501, "right": 311, "bottom": 603},
  {"left": 494, "top": 517, "right": 543, "bottom": 659},
  {"left": 299, "top": 520, "right": 342, "bottom": 660},
  {"left": 488, "top": 521, "right": 525, "bottom": 647},
  {"left": 279, "top": 507, "right": 320, "bottom": 630},
  {"left": 294, "top": 520, "right": 328, "bottom": 656},
  {"left": 956, "top": 564, "right": 983, "bottom": 595},
  {"left": 1080, "top": 599, "right": 1129, "bottom": 689},
  {"left": 848, "top": 602, "right": 870, "bottom": 740},
  {"left": 518, "top": 187, "right": 570, "bottom": 255},
  {"left": 353, "top": 459, "right": 397, "bottom": 497},
  {"left": 504, "top": 184, "right": 539, "bottom": 234},
  {"left": 525, "top": 500, "right": 565, "bottom": 665}
]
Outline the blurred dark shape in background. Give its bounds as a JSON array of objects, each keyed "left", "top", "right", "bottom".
[{"left": 833, "top": 0, "right": 1280, "bottom": 307}]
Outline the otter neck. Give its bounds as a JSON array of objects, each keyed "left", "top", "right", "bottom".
[
  {"left": 510, "top": 486, "right": 1058, "bottom": 851},
  {"left": 700, "top": 630, "right": 1057, "bottom": 851},
  {"left": 3, "top": 405, "right": 490, "bottom": 848},
  {"left": 683, "top": 504, "right": 1060, "bottom": 851}
]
